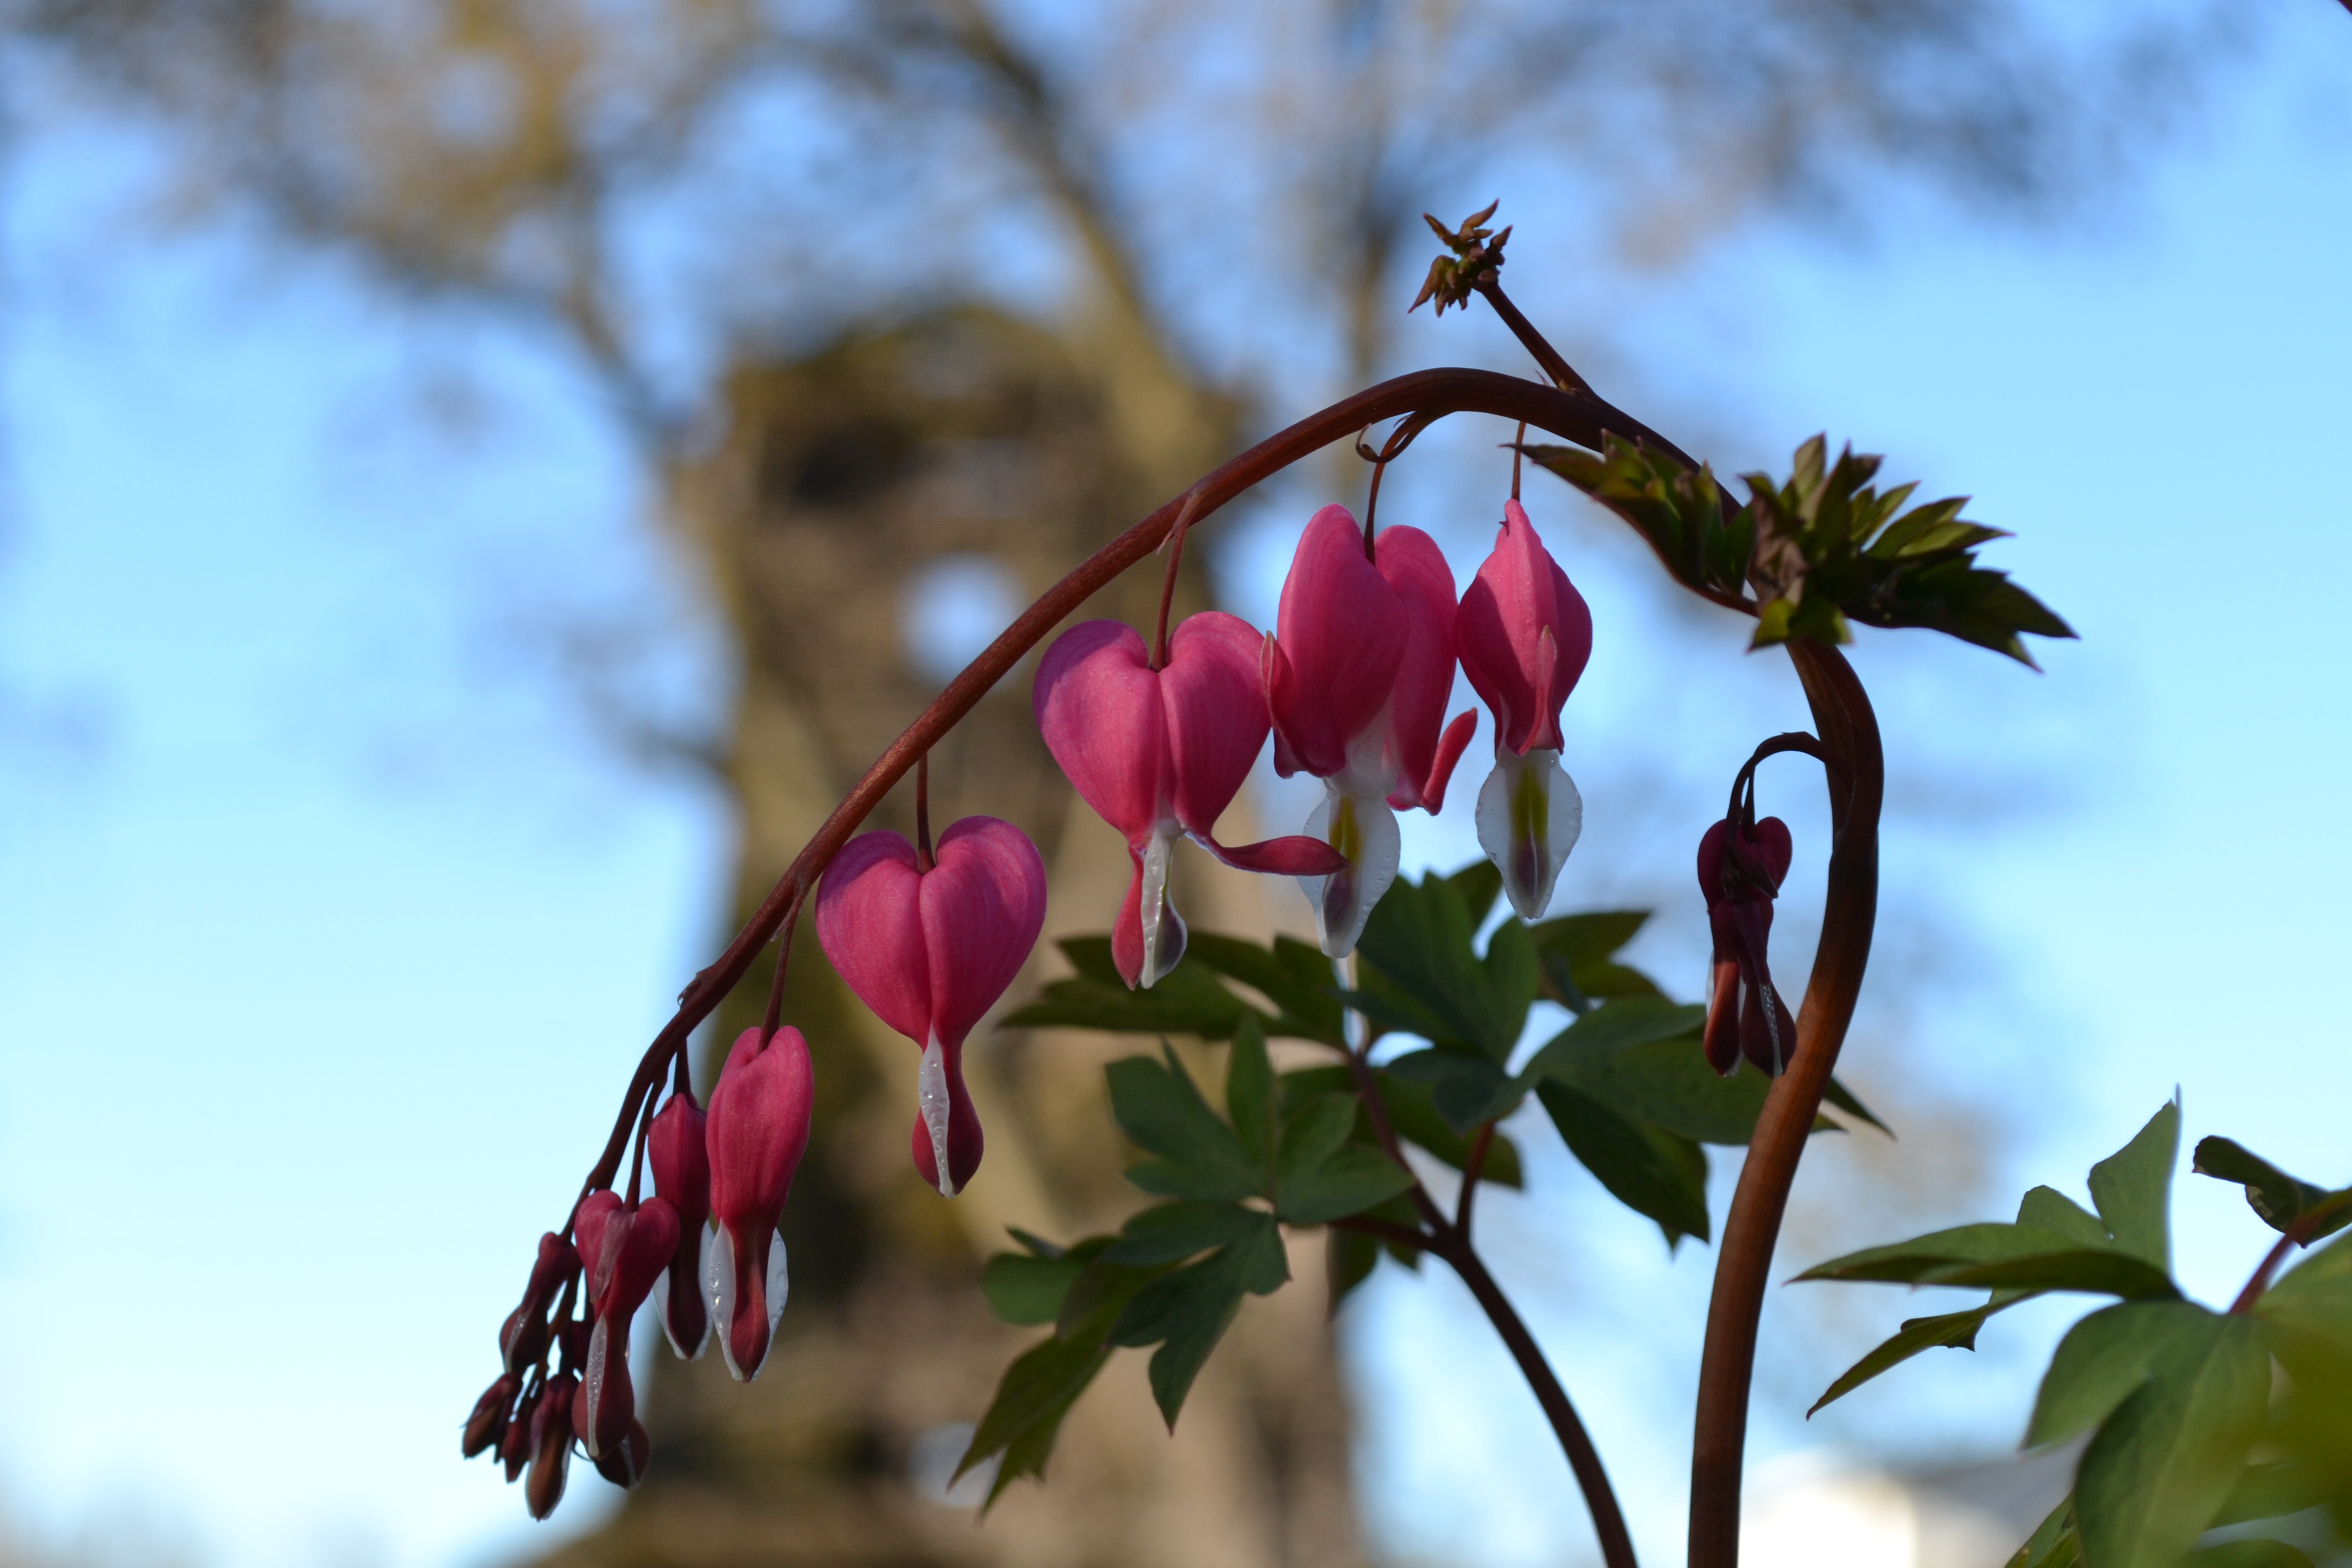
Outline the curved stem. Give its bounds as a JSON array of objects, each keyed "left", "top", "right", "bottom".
[
  {"left": 1433, "top": 1231, "right": 1639, "bottom": 1568},
  {"left": 574, "top": 365, "right": 1701, "bottom": 1196},
  {"left": 1687, "top": 641, "right": 1883, "bottom": 1568}
]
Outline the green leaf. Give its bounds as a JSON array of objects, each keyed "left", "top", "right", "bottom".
[
  {"left": 2183, "top": 1544, "right": 2317, "bottom": 1568},
  {"left": 1103, "top": 1202, "right": 1269, "bottom": 1266},
  {"left": 1004, "top": 939, "right": 1264, "bottom": 1038},
  {"left": 1107, "top": 1210, "right": 1289, "bottom": 1428},
  {"left": 1536, "top": 1082, "right": 1710, "bottom": 1247},
  {"left": 2257, "top": 1232, "right": 2352, "bottom": 1356},
  {"left": 1797, "top": 1222, "right": 2179, "bottom": 1300},
  {"left": 1226, "top": 1015, "right": 1277, "bottom": 1176},
  {"left": 2028, "top": 1301, "right": 2231, "bottom": 1448},
  {"left": 2004, "top": 1497, "right": 2079, "bottom": 1568},
  {"left": 1328, "top": 1227, "right": 1380, "bottom": 1313},
  {"left": 2194, "top": 1136, "right": 2352, "bottom": 1242},
  {"left": 1369, "top": 1070, "right": 1525, "bottom": 1188},
  {"left": 958, "top": 1259, "right": 1153, "bottom": 1506},
  {"left": 1809, "top": 1305, "right": 2006, "bottom": 1417},
  {"left": 1524, "top": 999, "right": 1767, "bottom": 1145},
  {"left": 982, "top": 1252, "right": 1090, "bottom": 1326},
  {"left": 1107, "top": 1047, "right": 1263, "bottom": 1202},
  {"left": 1387, "top": 1048, "right": 1525, "bottom": 1134},
  {"left": 1354, "top": 869, "right": 1529, "bottom": 1059},
  {"left": 2018, "top": 1185, "right": 2116, "bottom": 1250},
  {"left": 1271, "top": 1092, "right": 1417, "bottom": 1224},
  {"left": 2075, "top": 1313, "right": 2272, "bottom": 1568},
  {"left": 2089, "top": 1100, "right": 2180, "bottom": 1272},
  {"left": 1184, "top": 933, "right": 1348, "bottom": 1046},
  {"left": 2214, "top": 1460, "right": 2334, "bottom": 1527},
  {"left": 1445, "top": 859, "right": 1504, "bottom": 927},
  {"left": 1822, "top": 1076, "right": 1891, "bottom": 1135}
]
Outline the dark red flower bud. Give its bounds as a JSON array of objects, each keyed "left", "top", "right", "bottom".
[
  {"left": 648, "top": 1090, "right": 711, "bottom": 1359},
  {"left": 500, "top": 1383, "right": 539, "bottom": 1483},
  {"left": 1697, "top": 816, "right": 1796, "bottom": 1076},
  {"left": 526, "top": 1373, "right": 577, "bottom": 1521},
  {"left": 591, "top": 1419, "right": 653, "bottom": 1490},
  {"left": 498, "top": 1232, "right": 577, "bottom": 1374},
  {"left": 573, "top": 1197, "right": 679, "bottom": 1460},
  {"left": 462, "top": 1372, "right": 521, "bottom": 1459}
]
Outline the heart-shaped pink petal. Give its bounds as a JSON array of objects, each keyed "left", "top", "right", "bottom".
[
  {"left": 1034, "top": 620, "right": 1164, "bottom": 842},
  {"left": 1373, "top": 525, "right": 1471, "bottom": 810},
  {"left": 916, "top": 817, "right": 1049, "bottom": 1050},
  {"left": 1268, "top": 505, "right": 1408, "bottom": 778},
  {"left": 1458, "top": 501, "right": 1592, "bottom": 756},
  {"left": 1157, "top": 611, "right": 1270, "bottom": 838},
  {"left": 813, "top": 833, "right": 930, "bottom": 1042}
]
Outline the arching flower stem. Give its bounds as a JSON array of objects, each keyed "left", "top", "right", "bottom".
[{"left": 914, "top": 752, "right": 935, "bottom": 872}]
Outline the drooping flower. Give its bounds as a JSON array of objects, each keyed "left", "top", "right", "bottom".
[
  {"left": 570, "top": 1190, "right": 679, "bottom": 1461},
  {"left": 703, "top": 1024, "right": 816, "bottom": 1382},
  {"left": 1456, "top": 500, "right": 1594, "bottom": 920},
  {"left": 1262, "top": 506, "right": 1476, "bottom": 955},
  {"left": 1697, "top": 815, "right": 1796, "bottom": 1076},
  {"left": 462, "top": 1373, "right": 521, "bottom": 1459},
  {"left": 497, "top": 1231, "right": 576, "bottom": 1375},
  {"left": 525, "top": 1371, "right": 578, "bottom": 1521},
  {"left": 816, "top": 816, "right": 1048, "bottom": 1193},
  {"left": 1036, "top": 616, "right": 1343, "bottom": 986},
  {"left": 647, "top": 1088, "right": 711, "bottom": 1358}
]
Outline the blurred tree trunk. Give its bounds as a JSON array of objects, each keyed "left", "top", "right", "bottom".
[{"left": 528, "top": 307, "right": 1366, "bottom": 1567}]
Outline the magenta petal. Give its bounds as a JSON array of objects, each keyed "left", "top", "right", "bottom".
[
  {"left": 706, "top": 1026, "right": 815, "bottom": 1241},
  {"left": 815, "top": 832, "right": 931, "bottom": 1043},
  {"left": 1372, "top": 526, "right": 1461, "bottom": 810},
  {"left": 1202, "top": 832, "right": 1351, "bottom": 876},
  {"left": 1268, "top": 506, "right": 1406, "bottom": 777},
  {"left": 1402, "top": 708, "right": 1479, "bottom": 814},
  {"left": 573, "top": 1190, "right": 623, "bottom": 1304},
  {"left": 1111, "top": 850, "right": 1148, "bottom": 988},
  {"left": 918, "top": 816, "right": 1049, "bottom": 1050},
  {"left": 1035, "top": 619, "right": 1165, "bottom": 839},
  {"left": 1159, "top": 611, "right": 1271, "bottom": 838},
  {"left": 1458, "top": 501, "right": 1592, "bottom": 756}
]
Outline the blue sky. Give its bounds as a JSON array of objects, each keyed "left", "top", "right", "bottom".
[{"left": 2, "top": 9, "right": 2348, "bottom": 1568}]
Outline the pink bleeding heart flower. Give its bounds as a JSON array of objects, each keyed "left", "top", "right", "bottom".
[
  {"left": 647, "top": 1089, "right": 711, "bottom": 1359},
  {"left": 1697, "top": 815, "right": 1796, "bottom": 1076},
  {"left": 703, "top": 1025, "right": 815, "bottom": 1382},
  {"left": 572, "top": 1194, "right": 679, "bottom": 1461},
  {"left": 1457, "top": 500, "right": 1595, "bottom": 920},
  {"left": 1036, "top": 614, "right": 1344, "bottom": 988},
  {"left": 1262, "top": 506, "right": 1476, "bottom": 955},
  {"left": 462, "top": 1372, "right": 521, "bottom": 1460},
  {"left": 816, "top": 816, "right": 1048, "bottom": 1193}
]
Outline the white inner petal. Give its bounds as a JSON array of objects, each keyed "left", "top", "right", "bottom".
[
  {"left": 1136, "top": 829, "right": 1187, "bottom": 987},
  {"left": 1297, "top": 785, "right": 1401, "bottom": 959},
  {"left": 581, "top": 1316, "right": 611, "bottom": 1456},
  {"left": 765, "top": 1232, "right": 790, "bottom": 1337},
  {"left": 918, "top": 1038, "right": 957, "bottom": 1197},
  {"left": 702, "top": 1223, "right": 744, "bottom": 1382},
  {"left": 1477, "top": 747, "right": 1583, "bottom": 920}
]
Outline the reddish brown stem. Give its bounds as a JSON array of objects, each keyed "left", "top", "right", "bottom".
[
  {"left": 2230, "top": 1192, "right": 2352, "bottom": 1312},
  {"left": 915, "top": 752, "right": 935, "bottom": 872},
  {"left": 1687, "top": 641, "right": 1883, "bottom": 1568},
  {"left": 1458, "top": 1122, "right": 1497, "bottom": 1234},
  {"left": 574, "top": 365, "right": 1689, "bottom": 1198}
]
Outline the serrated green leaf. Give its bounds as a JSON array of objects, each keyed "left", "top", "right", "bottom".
[
  {"left": 982, "top": 1253, "right": 1090, "bottom": 1326},
  {"left": 1537, "top": 1081, "right": 1710, "bottom": 1247},
  {"left": 2075, "top": 1313, "right": 2272, "bottom": 1568},
  {"left": 2004, "top": 1497, "right": 2078, "bottom": 1568},
  {"left": 2090, "top": 1101, "right": 2180, "bottom": 1272},
  {"left": 2194, "top": 1136, "right": 2352, "bottom": 1242},
  {"left": 1809, "top": 1304, "right": 2006, "bottom": 1417},
  {"left": 1355, "top": 868, "right": 1529, "bottom": 1059},
  {"left": 2028, "top": 1301, "right": 2228, "bottom": 1448},
  {"left": 1226, "top": 1015, "right": 1277, "bottom": 1176},
  {"left": 1103, "top": 1201, "right": 1268, "bottom": 1267},
  {"left": 1106, "top": 1048, "right": 1262, "bottom": 1202}
]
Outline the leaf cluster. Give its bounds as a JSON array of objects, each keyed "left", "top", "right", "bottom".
[
  {"left": 1524, "top": 433, "right": 2075, "bottom": 667},
  {"left": 1802, "top": 1102, "right": 2352, "bottom": 1567}
]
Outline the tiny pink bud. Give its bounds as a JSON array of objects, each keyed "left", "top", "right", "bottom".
[
  {"left": 463, "top": 1372, "right": 521, "bottom": 1459},
  {"left": 500, "top": 1385, "right": 538, "bottom": 1483},
  {"left": 526, "top": 1373, "right": 577, "bottom": 1520},
  {"left": 498, "top": 1232, "right": 577, "bottom": 1374},
  {"left": 648, "top": 1090, "right": 712, "bottom": 1359},
  {"left": 591, "top": 1418, "right": 653, "bottom": 1490},
  {"left": 704, "top": 1026, "right": 815, "bottom": 1382}
]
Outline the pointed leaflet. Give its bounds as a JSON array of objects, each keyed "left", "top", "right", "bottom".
[
  {"left": 2004, "top": 1499, "right": 2080, "bottom": 1568},
  {"left": 2088, "top": 1100, "right": 2180, "bottom": 1272},
  {"left": 1225, "top": 1014, "right": 1278, "bottom": 1178},
  {"left": 1536, "top": 1082, "right": 1710, "bottom": 1247},
  {"left": 1106, "top": 1046, "right": 1261, "bottom": 1202},
  {"left": 1107, "top": 1210, "right": 1289, "bottom": 1428},
  {"left": 2027, "top": 1301, "right": 2232, "bottom": 1449},
  {"left": 1795, "top": 1222, "right": 2178, "bottom": 1299},
  {"left": 1809, "top": 1307, "right": 2001, "bottom": 1417},
  {"left": 1353, "top": 867, "right": 1537, "bottom": 1059}
]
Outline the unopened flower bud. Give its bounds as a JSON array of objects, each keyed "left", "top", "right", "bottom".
[
  {"left": 526, "top": 1373, "right": 577, "bottom": 1521},
  {"left": 704, "top": 1025, "right": 815, "bottom": 1382},
  {"left": 648, "top": 1090, "right": 712, "bottom": 1358},
  {"left": 1697, "top": 815, "right": 1796, "bottom": 1076},
  {"left": 498, "top": 1232, "right": 577, "bottom": 1374},
  {"left": 591, "top": 1419, "right": 653, "bottom": 1490},
  {"left": 500, "top": 1383, "right": 538, "bottom": 1483},
  {"left": 462, "top": 1372, "right": 520, "bottom": 1459},
  {"left": 573, "top": 1196, "right": 679, "bottom": 1460}
]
